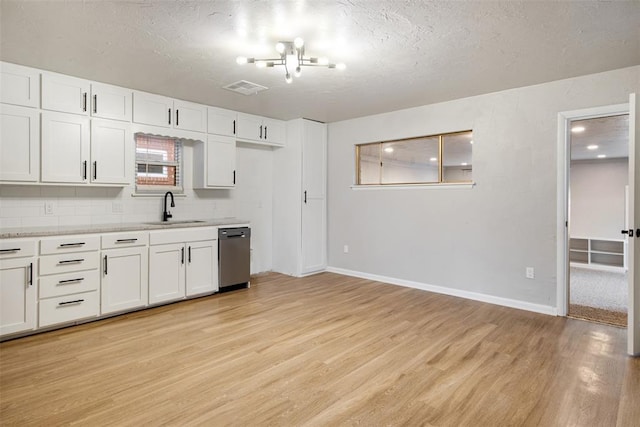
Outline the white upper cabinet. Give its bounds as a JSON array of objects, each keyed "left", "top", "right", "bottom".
[
  {"left": 263, "top": 117, "right": 285, "bottom": 146},
  {"left": 208, "top": 106, "right": 237, "bottom": 137},
  {"left": 90, "top": 119, "right": 132, "bottom": 184},
  {"left": 0, "top": 105, "right": 39, "bottom": 182},
  {"left": 90, "top": 82, "right": 131, "bottom": 122},
  {"left": 0, "top": 62, "right": 40, "bottom": 108},
  {"left": 41, "top": 72, "right": 90, "bottom": 115},
  {"left": 132, "top": 91, "right": 172, "bottom": 128},
  {"left": 41, "top": 111, "right": 90, "bottom": 184},
  {"left": 237, "top": 112, "right": 285, "bottom": 146},
  {"left": 173, "top": 99, "right": 207, "bottom": 133},
  {"left": 133, "top": 91, "right": 206, "bottom": 132},
  {"left": 193, "top": 135, "right": 236, "bottom": 189}
]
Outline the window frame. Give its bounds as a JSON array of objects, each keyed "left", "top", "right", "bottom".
[
  {"left": 355, "top": 129, "right": 473, "bottom": 186},
  {"left": 134, "top": 133, "right": 184, "bottom": 194}
]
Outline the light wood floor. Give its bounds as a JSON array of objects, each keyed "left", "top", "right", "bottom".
[{"left": 1, "top": 272, "right": 638, "bottom": 426}]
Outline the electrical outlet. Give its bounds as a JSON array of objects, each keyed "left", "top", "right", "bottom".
[
  {"left": 44, "top": 201, "right": 54, "bottom": 215},
  {"left": 526, "top": 267, "right": 535, "bottom": 279},
  {"left": 112, "top": 202, "right": 123, "bottom": 213},
  {"left": 343, "top": 245, "right": 349, "bottom": 254}
]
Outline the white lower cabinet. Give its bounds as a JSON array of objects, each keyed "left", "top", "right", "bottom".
[
  {"left": 149, "top": 243, "right": 185, "bottom": 304},
  {"left": 38, "top": 235, "right": 100, "bottom": 328},
  {"left": 149, "top": 227, "right": 218, "bottom": 304},
  {"left": 0, "top": 239, "right": 36, "bottom": 336},
  {"left": 101, "top": 246, "right": 148, "bottom": 314}
]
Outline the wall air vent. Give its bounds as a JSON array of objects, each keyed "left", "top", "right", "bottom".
[{"left": 223, "top": 80, "right": 268, "bottom": 96}]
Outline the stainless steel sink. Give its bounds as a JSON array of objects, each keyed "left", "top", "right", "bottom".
[{"left": 145, "top": 220, "right": 206, "bottom": 226}]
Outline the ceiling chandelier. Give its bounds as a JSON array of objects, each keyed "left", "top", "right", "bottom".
[{"left": 236, "top": 37, "right": 346, "bottom": 84}]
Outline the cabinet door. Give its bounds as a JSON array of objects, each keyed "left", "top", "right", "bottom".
[
  {"left": 101, "top": 247, "right": 149, "bottom": 314},
  {"left": 186, "top": 240, "right": 218, "bottom": 296},
  {"left": 90, "top": 119, "right": 131, "bottom": 185},
  {"left": 132, "top": 91, "right": 172, "bottom": 128},
  {"left": 0, "top": 105, "right": 39, "bottom": 182},
  {"left": 149, "top": 243, "right": 185, "bottom": 304},
  {"left": 90, "top": 83, "right": 132, "bottom": 122},
  {"left": 174, "top": 99, "right": 206, "bottom": 133},
  {"left": 208, "top": 106, "right": 237, "bottom": 137},
  {"left": 41, "top": 111, "right": 90, "bottom": 183},
  {"left": 301, "top": 120, "right": 327, "bottom": 274},
  {"left": 41, "top": 72, "right": 90, "bottom": 115},
  {"left": 263, "top": 118, "right": 286, "bottom": 146},
  {"left": 236, "top": 113, "right": 263, "bottom": 142},
  {"left": 0, "top": 257, "right": 36, "bottom": 336},
  {"left": 0, "top": 62, "right": 40, "bottom": 108},
  {"left": 207, "top": 135, "right": 236, "bottom": 187}
]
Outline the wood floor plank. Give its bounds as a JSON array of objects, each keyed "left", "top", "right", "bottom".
[{"left": 1, "top": 272, "right": 637, "bottom": 426}]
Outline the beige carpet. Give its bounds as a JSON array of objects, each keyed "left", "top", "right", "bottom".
[{"left": 569, "top": 303, "right": 627, "bottom": 327}]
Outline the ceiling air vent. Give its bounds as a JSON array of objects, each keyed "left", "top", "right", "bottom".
[{"left": 223, "top": 80, "right": 268, "bottom": 96}]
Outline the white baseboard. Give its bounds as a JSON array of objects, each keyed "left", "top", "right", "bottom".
[{"left": 326, "top": 266, "right": 558, "bottom": 316}]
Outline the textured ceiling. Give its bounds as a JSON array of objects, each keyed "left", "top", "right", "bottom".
[
  {"left": 1, "top": 1, "right": 639, "bottom": 123},
  {"left": 571, "top": 114, "right": 629, "bottom": 161}
]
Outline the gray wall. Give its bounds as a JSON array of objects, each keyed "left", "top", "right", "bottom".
[
  {"left": 327, "top": 66, "right": 639, "bottom": 309},
  {"left": 570, "top": 158, "right": 628, "bottom": 240}
]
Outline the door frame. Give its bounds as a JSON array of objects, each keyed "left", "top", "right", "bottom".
[{"left": 556, "top": 102, "right": 629, "bottom": 317}]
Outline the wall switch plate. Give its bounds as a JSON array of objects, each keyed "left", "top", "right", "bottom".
[
  {"left": 343, "top": 245, "right": 349, "bottom": 254},
  {"left": 45, "top": 201, "right": 54, "bottom": 215},
  {"left": 112, "top": 202, "right": 123, "bottom": 213},
  {"left": 526, "top": 267, "right": 535, "bottom": 279}
]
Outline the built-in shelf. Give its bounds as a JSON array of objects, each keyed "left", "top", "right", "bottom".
[{"left": 569, "top": 237, "right": 626, "bottom": 271}]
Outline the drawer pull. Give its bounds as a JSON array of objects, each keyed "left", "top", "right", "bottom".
[
  {"left": 0, "top": 248, "right": 21, "bottom": 253},
  {"left": 58, "top": 299, "right": 84, "bottom": 306},
  {"left": 59, "top": 242, "right": 85, "bottom": 247},
  {"left": 58, "top": 259, "right": 85, "bottom": 265},
  {"left": 58, "top": 278, "right": 84, "bottom": 284},
  {"left": 115, "top": 238, "right": 138, "bottom": 243}
]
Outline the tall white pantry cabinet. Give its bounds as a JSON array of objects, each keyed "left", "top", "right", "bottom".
[{"left": 272, "top": 118, "right": 327, "bottom": 277}]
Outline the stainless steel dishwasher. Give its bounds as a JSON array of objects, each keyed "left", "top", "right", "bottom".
[{"left": 218, "top": 227, "right": 251, "bottom": 289}]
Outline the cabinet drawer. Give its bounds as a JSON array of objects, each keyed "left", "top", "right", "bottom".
[
  {"left": 39, "top": 270, "right": 100, "bottom": 299},
  {"left": 150, "top": 227, "right": 217, "bottom": 245},
  {"left": 39, "top": 252, "right": 100, "bottom": 275},
  {"left": 0, "top": 239, "right": 36, "bottom": 259},
  {"left": 39, "top": 291, "right": 99, "bottom": 328},
  {"left": 40, "top": 235, "right": 100, "bottom": 255},
  {"left": 101, "top": 231, "right": 149, "bottom": 249}
]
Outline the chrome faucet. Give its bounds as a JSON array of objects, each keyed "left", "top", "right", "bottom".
[{"left": 163, "top": 191, "right": 175, "bottom": 222}]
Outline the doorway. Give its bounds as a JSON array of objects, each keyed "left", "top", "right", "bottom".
[{"left": 568, "top": 114, "right": 629, "bottom": 326}]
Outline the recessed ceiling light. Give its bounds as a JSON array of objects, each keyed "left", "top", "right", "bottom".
[
  {"left": 461, "top": 162, "right": 468, "bottom": 166},
  {"left": 571, "top": 126, "right": 586, "bottom": 133},
  {"left": 597, "top": 154, "right": 607, "bottom": 158},
  {"left": 384, "top": 147, "right": 394, "bottom": 153},
  {"left": 469, "top": 140, "right": 474, "bottom": 144},
  {"left": 587, "top": 145, "right": 598, "bottom": 150},
  {"left": 430, "top": 157, "right": 437, "bottom": 162}
]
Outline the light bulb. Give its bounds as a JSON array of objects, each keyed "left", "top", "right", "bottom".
[
  {"left": 294, "top": 37, "right": 304, "bottom": 48},
  {"left": 236, "top": 56, "right": 248, "bottom": 65},
  {"left": 285, "top": 73, "right": 293, "bottom": 84},
  {"left": 256, "top": 61, "right": 266, "bottom": 69},
  {"left": 294, "top": 66, "right": 301, "bottom": 77},
  {"left": 276, "top": 42, "right": 285, "bottom": 54},
  {"left": 318, "top": 57, "right": 329, "bottom": 65},
  {"left": 336, "top": 63, "right": 346, "bottom": 70}
]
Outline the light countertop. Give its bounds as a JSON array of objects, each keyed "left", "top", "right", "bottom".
[{"left": 0, "top": 218, "right": 249, "bottom": 239}]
